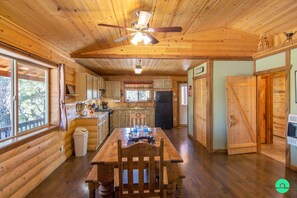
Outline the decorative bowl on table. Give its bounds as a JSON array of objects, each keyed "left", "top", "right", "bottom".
[{"left": 128, "top": 130, "right": 155, "bottom": 145}]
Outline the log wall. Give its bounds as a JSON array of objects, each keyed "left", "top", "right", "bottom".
[
  {"left": 0, "top": 16, "right": 97, "bottom": 197},
  {"left": 0, "top": 130, "right": 74, "bottom": 198}
]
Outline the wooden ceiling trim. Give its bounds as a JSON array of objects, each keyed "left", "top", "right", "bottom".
[
  {"left": 72, "top": 28, "right": 259, "bottom": 59},
  {"left": 253, "top": 39, "right": 297, "bottom": 60}
]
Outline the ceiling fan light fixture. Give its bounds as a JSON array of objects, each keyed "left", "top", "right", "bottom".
[
  {"left": 143, "top": 34, "right": 152, "bottom": 45},
  {"left": 131, "top": 32, "right": 143, "bottom": 45},
  {"left": 135, "top": 65, "right": 142, "bottom": 74},
  {"left": 137, "top": 11, "right": 152, "bottom": 28}
]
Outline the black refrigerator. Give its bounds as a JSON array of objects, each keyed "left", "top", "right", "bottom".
[{"left": 155, "top": 91, "right": 173, "bottom": 129}]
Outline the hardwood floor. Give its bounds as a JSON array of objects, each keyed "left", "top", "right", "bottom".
[
  {"left": 261, "top": 136, "right": 286, "bottom": 164},
  {"left": 27, "top": 128, "right": 297, "bottom": 198}
]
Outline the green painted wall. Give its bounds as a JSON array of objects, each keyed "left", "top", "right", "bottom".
[
  {"left": 255, "top": 52, "right": 286, "bottom": 72},
  {"left": 213, "top": 61, "right": 254, "bottom": 149},
  {"left": 290, "top": 48, "right": 297, "bottom": 166},
  {"left": 187, "top": 69, "right": 194, "bottom": 136}
]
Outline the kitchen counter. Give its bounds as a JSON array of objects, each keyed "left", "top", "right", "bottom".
[
  {"left": 113, "top": 107, "right": 154, "bottom": 110},
  {"left": 75, "top": 112, "right": 107, "bottom": 119},
  {"left": 75, "top": 112, "right": 109, "bottom": 151}
]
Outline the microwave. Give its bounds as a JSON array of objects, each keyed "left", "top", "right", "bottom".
[{"left": 287, "top": 114, "right": 297, "bottom": 147}]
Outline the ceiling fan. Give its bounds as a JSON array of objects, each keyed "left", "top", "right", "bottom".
[{"left": 98, "top": 11, "right": 182, "bottom": 45}]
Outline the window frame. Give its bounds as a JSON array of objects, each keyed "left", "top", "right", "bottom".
[
  {"left": 0, "top": 55, "right": 50, "bottom": 142},
  {"left": 125, "top": 89, "right": 152, "bottom": 103}
]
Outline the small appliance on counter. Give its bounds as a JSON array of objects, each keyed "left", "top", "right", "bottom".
[
  {"left": 76, "top": 102, "right": 86, "bottom": 116},
  {"left": 101, "top": 101, "right": 108, "bottom": 109}
]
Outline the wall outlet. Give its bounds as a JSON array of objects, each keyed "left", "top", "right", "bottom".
[{"left": 60, "top": 145, "right": 64, "bottom": 152}]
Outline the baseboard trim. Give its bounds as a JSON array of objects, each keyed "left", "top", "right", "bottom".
[
  {"left": 213, "top": 149, "right": 227, "bottom": 154},
  {"left": 290, "top": 164, "right": 297, "bottom": 172},
  {"left": 187, "top": 133, "right": 194, "bottom": 140}
]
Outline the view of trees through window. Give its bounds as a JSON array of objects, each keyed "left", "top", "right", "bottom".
[
  {"left": 0, "top": 57, "right": 48, "bottom": 140},
  {"left": 125, "top": 90, "right": 151, "bottom": 102},
  {"left": 0, "top": 58, "right": 12, "bottom": 140},
  {"left": 18, "top": 63, "right": 47, "bottom": 133}
]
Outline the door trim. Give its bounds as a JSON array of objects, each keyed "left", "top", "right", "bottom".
[
  {"left": 177, "top": 81, "right": 188, "bottom": 127},
  {"left": 255, "top": 63, "right": 290, "bottom": 168},
  {"left": 193, "top": 59, "right": 213, "bottom": 152}
]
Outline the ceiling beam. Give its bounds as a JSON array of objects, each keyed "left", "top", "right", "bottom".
[{"left": 71, "top": 28, "right": 259, "bottom": 60}]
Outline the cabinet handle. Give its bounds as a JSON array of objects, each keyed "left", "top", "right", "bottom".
[{"left": 228, "top": 115, "right": 233, "bottom": 128}]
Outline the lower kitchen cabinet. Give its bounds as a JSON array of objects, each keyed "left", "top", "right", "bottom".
[
  {"left": 75, "top": 112, "right": 109, "bottom": 151},
  {"left": 113, "top": 108, "right": 155, "bottom": 128}
]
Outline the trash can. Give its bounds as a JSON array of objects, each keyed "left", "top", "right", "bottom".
[{"left": 73, "top": 127, "right": 88, "bottom": 157}]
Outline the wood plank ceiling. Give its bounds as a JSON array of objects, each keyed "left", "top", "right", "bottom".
[{"left": 0, "top": 0, "right": 297, "bottom": 75}]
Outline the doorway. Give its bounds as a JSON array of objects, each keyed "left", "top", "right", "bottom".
[
  {"left": 257, "top": 71, "right": 287, "bottom": 163},
  {"left": 179, "top": 83, "right": 188, "bottom": 126},
  {"left": 193, "top": 78, "right": 207, "bottom": 147}
]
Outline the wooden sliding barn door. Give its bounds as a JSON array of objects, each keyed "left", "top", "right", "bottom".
[
  {"left": 226, "top": 76, "right": 256, "bottom": 155},
  {"left": 194, "top": 78, "right": 207, "bottom": 147}
]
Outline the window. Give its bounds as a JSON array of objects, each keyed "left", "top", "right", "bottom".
[
  {"left": 17, "top": 62, "right": 48, "bottom": 133},
  {"left": 125, "top": 90, "right": 151, "bottom": 102},
  {"left": 124, "top": 82, "right": 152, "bottom": 102},
  {"left": 0, "top": 56, "right": 49, "bottom": 141},
  {"left": 180, "top": 84, "right": 188, "bottom": 105},
  {"left": 0, "top": 57, "right": 13, "bottom": 140}
]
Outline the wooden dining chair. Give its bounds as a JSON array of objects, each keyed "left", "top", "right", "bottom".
[
  {"left": 114, "top": 138, "right": 168, "bottom": 198},
  {"left": 129, "top": 112, "right": 146, "bottom": 127}
]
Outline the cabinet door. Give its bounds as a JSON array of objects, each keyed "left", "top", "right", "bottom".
[
  {"left": 99, "top": 77, "right": 105, "bottom": 89},
  {"left": 164, "top": 79, "right": 172, "bottom": 89},
  {"left": 119, "top": 112, "right": 127, "bottom": 127},
  {"left": 153, "top": 79, "right": 164, "bottom": 88},
  {"left": 105, "top": 82, "right": 113, "bottom": 98},
  {"left": 113, "top": 111, "right": 119, "bottom": 128},
  {"left": 93, "top": 77, "right": 99, "bottom": 99},
  {"left": 113, "top": 81, "right": 121, "bottom": 100},
  {"left": 86, "top": 74, "right": 93, "bottom": 100}
]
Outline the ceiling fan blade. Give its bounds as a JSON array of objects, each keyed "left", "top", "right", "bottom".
[
  {"left": 98, "top": 23, "right": 136, "bottom": 31},
  {"left": 115, "top": 33, "right": 136, "bottom": 42},
  {"left": 147, "top": 26, "right": 182, "bottom": 32},
  {"left": 146, "top": 33, "right": 159, "bottom": 44},
  {"left": 138, "top": 11, "right": 152, "bottom": 27}
]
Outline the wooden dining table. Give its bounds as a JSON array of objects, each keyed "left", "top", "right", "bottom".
[{"left": 91, "top": 127, "right": 184, "bottom": 198}]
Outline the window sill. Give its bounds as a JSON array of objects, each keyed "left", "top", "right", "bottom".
[{"left": 0, "top": 125, "right": 59, "bottom": 154}]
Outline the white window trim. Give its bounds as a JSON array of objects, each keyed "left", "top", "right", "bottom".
[{"left": 0, "top": 55, "right": 50, "bottom": 142}]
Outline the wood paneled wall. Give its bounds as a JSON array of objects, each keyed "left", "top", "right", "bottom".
[
  {"left": 0, "top": 130, "right": 73, "bottom": 198},
  {"left": 0, "top": 15, "right": 97, "bottom": 197},
  {"left": 102, "top": 75, "right": 187, "bottom": 127},
  {"left": 272, "top": 72, "right": 286, "bottom": 138},
  {"left": 0, "top": 15, "right": 97, "bottom": 104}
]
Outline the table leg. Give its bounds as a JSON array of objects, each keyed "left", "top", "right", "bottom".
[
  {"left": 98, "top": 181, "right": 113, "bottom": 198},
  {"left": 176, "top": 177, "right": 183, "bottom": 198},
  {"left": 97, "top": 164, "right": 114, "bottom": 198},
  {"left": 88, "top": 182, "right": 96, "bottom": 198}
]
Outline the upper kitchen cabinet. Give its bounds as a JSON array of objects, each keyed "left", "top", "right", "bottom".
[
  {"left": 92, "top": 76, "right": 99, "bottom": 99},
  {"left": 98, "top": 77, "right": 105, "bottom": 90},
  {"left": 153, "top": 79, "right": 173, "bottom": 89},
  {"left": 76, "top": 73, "right": 101, "bottom": 101},
  {"left": 105, "top": 81, "right": 121, "bottom": 100}
]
